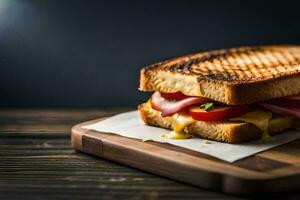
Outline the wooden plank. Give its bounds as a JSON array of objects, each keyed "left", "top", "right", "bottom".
[
  {"left": 0, "top": 140, "right": 238, "bottom": 200},
  {"left": 0, "top": 108, "right": 131, "bottom": 136},
  {"left": 233, "top": 156, "right": 290, "bottom": 172},
  {"left": 257, "top": 140, "right": 300, "bottom": 164},
  {"left": 72, "top": 118, "right": 300, "bottom": 195},
  {"left": 1, "top": 109, "right": 300, "bottom": 199}
]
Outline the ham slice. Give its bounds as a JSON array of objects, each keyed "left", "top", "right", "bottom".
[
  {"left": 258, "top": 102, "right": 300, "bottom": 118},
  {"left": 150, "top": 91, "right": 208, "bottom": 117}
]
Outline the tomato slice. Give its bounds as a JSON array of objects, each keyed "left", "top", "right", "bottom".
[
  {"left": 189, "top": 105, "right": 251, "bottom": 121},
  {"left": 160, "top": 92, "right": 192, "bottom": 100},
  {"left": 269, "top": 95, "right": 300, "bottom": 108}
]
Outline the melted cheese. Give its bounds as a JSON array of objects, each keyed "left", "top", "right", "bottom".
[
  {"left": 161, "top": 113, "right": 195, "bottom": 139},
  {"left": 230, "top": 110, "right": 272, "bottom": 141}
]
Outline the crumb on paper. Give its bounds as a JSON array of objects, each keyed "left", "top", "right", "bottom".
[
  {"left": 203, "top": 139, "right": 210, "bottom": 144},
  {"left": 142, "top": 138, "right": 152, "bottom": 142}
]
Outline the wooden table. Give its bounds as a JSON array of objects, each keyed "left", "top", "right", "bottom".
[{"left": 1, "top": 109, "right": 299, "bottom": 200}]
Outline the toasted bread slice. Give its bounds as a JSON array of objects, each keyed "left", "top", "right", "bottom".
[
  {"left": 138, "top": 102, "right": 294, "bottom": 143},
  {"left": 139, "top": 45, "right": 300, "bottom": 105}
]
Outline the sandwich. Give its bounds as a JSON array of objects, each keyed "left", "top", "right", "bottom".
[{"left": 138, "top": 45, "right": 300, "bottom": 143}]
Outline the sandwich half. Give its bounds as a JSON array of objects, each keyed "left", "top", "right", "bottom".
[{"left": 138, "top": 45, "right": 300, "bottom": 143}]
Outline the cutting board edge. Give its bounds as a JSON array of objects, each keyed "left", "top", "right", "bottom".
[{"left": 71, "top": 119, "right": 300, "bottom": 195}]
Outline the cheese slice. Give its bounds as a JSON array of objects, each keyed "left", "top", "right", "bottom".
[
  {"left": 161, "top": 113, "right": 195, "bottom": 139},
  {"left": 230, "top": 110, "right": 272, "bottom": 141}
]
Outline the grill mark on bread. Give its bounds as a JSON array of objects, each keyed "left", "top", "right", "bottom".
[
  {"left": 142, "top": 45, "right": 300, "bottom": 85},
  {"left": 283, "top": 50, "right": 298, "bottom": 66},
  {"left": 239, "top": 52, "right": 253, "bottom": 80},
  {"left": 169, "top": 50, "right": 231, "bottom": 74},
  {"left": 190, "top": 47, "right": 263, "bottom": 82},
  {"left": 270, "top": 49, "right": 290, "bottom": 77},
  {"left": 202, "top": 47, "right": 263, "bottom": 82},
  {"left": 230, "top": 51, "right": 246, "bottom": 81},
  {"left": 245, "top": 50, "right": 264, "bottom": 79},
  {"left": 289, "top": 49, "right": 300, "bottom": 64},
  {"left": 262, "top": 49, "right": 277, "bottom": 78}
]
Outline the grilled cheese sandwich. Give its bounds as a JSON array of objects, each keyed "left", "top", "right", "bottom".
[{"left": 138, "top": 45, "right": 300, "bottom": 143}]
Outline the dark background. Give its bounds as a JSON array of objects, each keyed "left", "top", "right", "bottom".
[{"left": 1, "top": 0, "right": 300, "bottom": 107}]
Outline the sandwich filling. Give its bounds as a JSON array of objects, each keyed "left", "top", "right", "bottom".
[{"left": 147, "top": 91, "right": 300, "bottom": 140}]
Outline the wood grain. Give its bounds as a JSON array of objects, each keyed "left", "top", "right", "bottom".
[
  {"left": 0, "top": 108, "right": 271, "bottom": 200},
  {"left": 72, "top": 117, "right": 300, "bottom": 195}
]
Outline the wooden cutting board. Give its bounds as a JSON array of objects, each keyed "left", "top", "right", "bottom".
[{"left": 71, "top": 118, "right": 300, "bottom": 195}]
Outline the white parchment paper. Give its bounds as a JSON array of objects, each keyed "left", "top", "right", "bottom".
[{"left": 83, "top": 111, "right": 300, "bottom": 162}]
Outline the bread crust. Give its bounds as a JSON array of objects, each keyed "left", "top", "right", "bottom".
[
  {"left": 138, "top": 102, "right": 294, "bottom": 143},
  {"left": 139, "top": 45, "right": 300, "bottom": 105}
]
